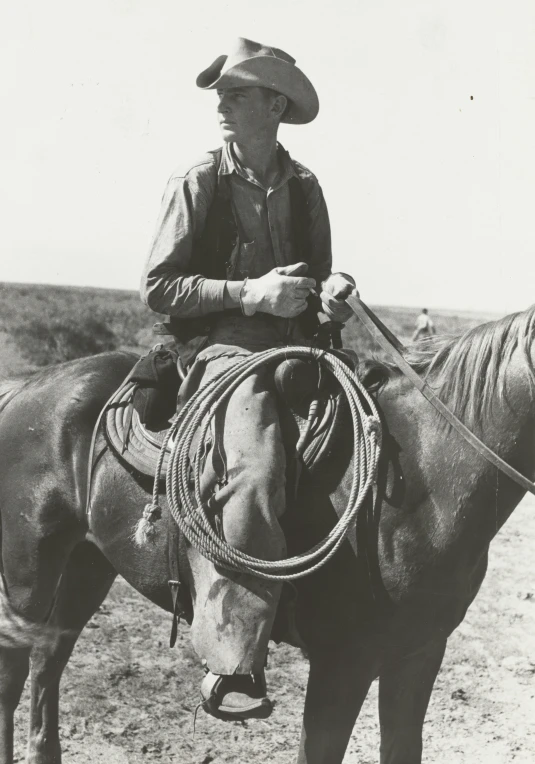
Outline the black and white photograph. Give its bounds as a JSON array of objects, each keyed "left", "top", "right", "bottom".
[{"left": 1, "top": 1, "right": 534, "bottom": 762}]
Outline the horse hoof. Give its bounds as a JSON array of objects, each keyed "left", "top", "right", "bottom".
[{"left": 200, "top": 670, "right": 273, "bottom": 720}]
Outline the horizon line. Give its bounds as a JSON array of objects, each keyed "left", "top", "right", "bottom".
[{"left": 0, "top": 278, "right": 503, "bottom": 320}]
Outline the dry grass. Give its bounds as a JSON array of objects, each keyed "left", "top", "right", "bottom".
[
  {"left": 0, "top": 282, "right": 158, "bottom": 371},
  {"left": 0, "top": 281, "right": 494, "bottom": 376}
]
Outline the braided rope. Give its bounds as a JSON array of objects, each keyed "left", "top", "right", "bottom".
[{"left": 147, "top": 347, "right": 382, "bottom": 581}]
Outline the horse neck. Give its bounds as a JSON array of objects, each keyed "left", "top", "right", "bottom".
[
  {"left": 475, "top": 349, "right": 535, "bottom": 534},
  {"left": 380, "top": 346, "right": 535, "bottom": 551}
]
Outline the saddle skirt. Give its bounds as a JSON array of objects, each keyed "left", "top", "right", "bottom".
[
  {"left": 105, "top": 382, "right": 171, "bottom": 478},
  {"left": 103, "top": 377, "right": 347, "bottom": 481}
]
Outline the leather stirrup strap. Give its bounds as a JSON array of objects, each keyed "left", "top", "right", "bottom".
[
  {"left": 168, "top": 578, "right": 182, "bottom": 649},
  {"left": 168, "top": 499, "right": 184, "bottom": 648},
  {"left": 346, "top": 295, "right": 535, "bottom": 497}
]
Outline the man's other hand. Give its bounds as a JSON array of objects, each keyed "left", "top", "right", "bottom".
[
  {"left": 241, "top": 263, "right": 316, "bottom": 318},
  {"left": 319, "top": 272, "right": 358, "bottom": 323}
]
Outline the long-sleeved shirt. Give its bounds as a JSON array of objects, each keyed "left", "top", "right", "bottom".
[{"left": 140, "top": 142, "right": 332, "bottom": 318}]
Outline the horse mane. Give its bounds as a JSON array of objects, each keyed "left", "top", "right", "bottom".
[
  {"left": 0, "top": 376, "right": 32, "bottom": 414},
  {"left": 377, "top": 304, "right": 535, "bottom": 428}
]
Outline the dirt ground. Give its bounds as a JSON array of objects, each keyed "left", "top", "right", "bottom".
[{"left": 11, "top": 495, "right": 535, "bottom": 764}]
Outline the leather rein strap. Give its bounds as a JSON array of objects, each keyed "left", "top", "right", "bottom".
[{"left": 346, "top": 295, "right": 535, "bottom": 497}]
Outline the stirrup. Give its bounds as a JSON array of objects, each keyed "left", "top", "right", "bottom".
[{"left": 200, "top": 670, "right": 273, "bottom": 720}]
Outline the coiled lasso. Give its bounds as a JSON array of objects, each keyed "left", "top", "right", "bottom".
[{"left": 137, "top": 347, "right": 382, "bottom": 581}]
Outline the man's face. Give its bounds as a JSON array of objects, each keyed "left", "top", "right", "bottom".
[{"left": 216, "top": 87, "right": 278, "bottom": 143}]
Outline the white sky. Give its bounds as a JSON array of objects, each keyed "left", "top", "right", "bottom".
[{"left": 1, "top": 0, "right": 534, "bottom": 313}]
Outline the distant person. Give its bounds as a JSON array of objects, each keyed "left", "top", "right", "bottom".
[{"left": 412, "top": 308, "right": 436, "bottom": 342}]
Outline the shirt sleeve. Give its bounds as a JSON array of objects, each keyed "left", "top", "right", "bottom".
[{"left": 140, "top": 163, "right": 227, "bottom": 317}]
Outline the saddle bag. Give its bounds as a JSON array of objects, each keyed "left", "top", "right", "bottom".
[{"left": 130, "top": 346, "right": 181, "bottom": 431}]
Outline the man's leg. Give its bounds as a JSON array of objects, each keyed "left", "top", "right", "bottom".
[{"left": 186, "top": 352, "right": 287, "bottom": 711}]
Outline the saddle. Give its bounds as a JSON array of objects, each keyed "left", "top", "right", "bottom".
[
  {"left": 102, "top": 348, "right": 353, "bottom": 481},
  {"left": 90, "top": 345, "right": 360, "bottom": 647}
]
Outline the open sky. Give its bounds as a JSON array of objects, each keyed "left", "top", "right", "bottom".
[{"left": 1, "top": 0, "right": 534, "bottom": 313}]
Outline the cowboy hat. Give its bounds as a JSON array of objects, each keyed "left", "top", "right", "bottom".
[{"left": 196, "top": 37, "right": 319, "bottom": 125}]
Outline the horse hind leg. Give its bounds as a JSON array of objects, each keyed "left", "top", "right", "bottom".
[
  {"left": 0, "top": 642, "right": 30, "bottom": 764},
  {"left": 27, "top": 541, "right": 117, "bottom": 764},
  {"left": 0, "top": 557, "right": 70, "bottom": 764},
  {"left": 378, "top": 639, "right": 447, "bottom": 764},
  {"left": 0, "top": 576, "right": 58, "bottom": 763}
]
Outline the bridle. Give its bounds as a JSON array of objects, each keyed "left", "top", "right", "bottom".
[{"left": 346, "top": 295, "right": 535, "bottom": 497}]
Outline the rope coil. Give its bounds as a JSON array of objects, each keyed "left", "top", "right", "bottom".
[{"left": 140, "top": 347, "right": 382, "bottom": 581}]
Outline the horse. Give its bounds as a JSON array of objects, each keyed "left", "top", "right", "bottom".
[{"left": 0, "top": 303, "right": 534, "bottom": 764}]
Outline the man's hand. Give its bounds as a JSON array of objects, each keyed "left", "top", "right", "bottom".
[
  {"left": 319, "top": 272, "right": 358, "bottom": 323},
  {"left": 241, "top": 263, "right": 316, "bottom": 318}
]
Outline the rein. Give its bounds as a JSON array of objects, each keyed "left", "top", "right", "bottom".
[
  {"left": 142, "top": 347, "right": 382, "bottom": 580},
  {"left": 347, "top": 296, "right": 535, "bottom": 497}
]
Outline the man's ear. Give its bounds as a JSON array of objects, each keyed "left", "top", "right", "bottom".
[{"left": 272, "top": 94, "right": 288, "bottom": 120}]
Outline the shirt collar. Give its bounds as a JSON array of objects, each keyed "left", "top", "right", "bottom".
[{"left": 219, "top": 142, "right": 296, "bottom": 190}]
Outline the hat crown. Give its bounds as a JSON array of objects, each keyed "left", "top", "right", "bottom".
[{"left": 228, "top": 37, "right": 296, "bottom": 68}]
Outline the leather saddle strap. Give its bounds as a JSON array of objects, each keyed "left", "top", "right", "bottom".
[
  {"left": 168, "top": 495, "right": 187, "bottom": 647},
  {"left": 347, "top": 295, "right": 535, "bottom": 496},
  {"left": 85, "top": 372, "right": 135, "bottom": 516}
]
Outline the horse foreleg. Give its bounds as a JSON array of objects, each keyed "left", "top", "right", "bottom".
[
  {"left": 27, "top": 542, "right": 116, "bottom": 764},
  {"left": 378, "top": 639, "right": 447, "bottom": 764},
  {"left": 0, "top": 647, "right": 30, "bottom": 764},
  {"left": 296, "top": 643, "right": 378, "bottom": 764}
]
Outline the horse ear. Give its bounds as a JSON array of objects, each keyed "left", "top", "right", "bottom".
[{"left": 358, "top": 359, "right": 390, "bottom": 392}]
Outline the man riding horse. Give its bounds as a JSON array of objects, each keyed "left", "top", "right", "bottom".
[{"left": 140, "top": 37, "right": 357, "bottom": 718}]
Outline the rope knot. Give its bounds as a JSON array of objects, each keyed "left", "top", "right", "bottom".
[
  {"left": 133, "top": 502, "right": 161, "bottom": 547},
  {"left": 143, "top": 502, "right": 161, "bottom": 520},
  {"left": 366, "top": 416, "right": 381, "bottom": 438}
]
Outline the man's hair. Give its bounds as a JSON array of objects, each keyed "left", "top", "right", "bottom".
[{"left": 422, "top": 308, "right": 428, "bottom": 314}]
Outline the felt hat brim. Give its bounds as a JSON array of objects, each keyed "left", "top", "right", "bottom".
[{"left": 196, "top": 55, "right": 319, "bottom": 125}]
